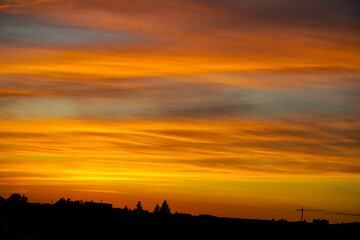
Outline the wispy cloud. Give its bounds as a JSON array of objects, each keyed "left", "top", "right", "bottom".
[
  {"left": 0, "top": 119, "right": 359, "bottom": 175},
  {"left": 0, "top": 0, "right": 359, "bottom": 223},
  {"left": 0, "top": 0, "right": 56, "bottom": 11}
]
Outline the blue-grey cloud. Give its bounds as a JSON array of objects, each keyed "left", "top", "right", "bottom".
[
  {"left": 1, "top": 72, "right": 360, "bottom": 120},
  {"left": 0, "top": 15, "right": 148, "bottom": 46}
]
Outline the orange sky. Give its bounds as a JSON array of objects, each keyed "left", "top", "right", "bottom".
[{"left": 0, "top": 0, "right": 359, "bottom": 223}]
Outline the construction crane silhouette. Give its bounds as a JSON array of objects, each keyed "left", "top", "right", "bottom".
[{"left": 297, "top": 207, "right": 323, "bottom": 221}]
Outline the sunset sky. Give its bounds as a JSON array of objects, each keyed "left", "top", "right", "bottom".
[{"left": 0, "top": 0, "right": 359, "bottom": 223}]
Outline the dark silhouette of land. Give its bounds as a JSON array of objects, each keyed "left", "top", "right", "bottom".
[{"left": 0, "top": 193, "right": 358, "bottom": 239}]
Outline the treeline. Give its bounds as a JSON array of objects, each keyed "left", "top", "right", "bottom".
[
  {"left": 0, "top": 193, "right": 358, "bottom": 238},
  {"left": 0, "top": 193, "right": 171, "bottom": 215}
]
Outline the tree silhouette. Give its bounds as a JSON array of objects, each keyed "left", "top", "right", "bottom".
[
  {"left": 136, "top": 201, "right": 143, "bottom": 211},
  {"left": 124, "top": 205, "right": 128, "bottom": 211},
  {"left": 160, "top": 200, "right": 171, "bottom": 215},
  {"left": 313, "top": 219, "right": 329, "bottom": 224},
  {"left": 153, "top": 204, "right": 160, "bottom": 214},
  {"left": 7, "top": 193, "right": 28, "bottom": 204},
  {"left": 54, "top": 197, "right": 84, "bottom": 208}
]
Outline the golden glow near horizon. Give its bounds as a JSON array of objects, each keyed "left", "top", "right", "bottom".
[{"left": 0, "top": 0, "right": 359, "bottom": 223}]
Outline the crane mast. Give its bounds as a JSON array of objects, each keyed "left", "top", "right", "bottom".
[{"left": 297, "top": 207, "right": 304, "bottom": 221}]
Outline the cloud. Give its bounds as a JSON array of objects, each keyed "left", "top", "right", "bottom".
[
  {"left": 179, "top": 0, "right": 360, "bottom": 31},
  {"left": 0, "top": 5, "right": 10, "bottom": 9},
  {"left": 0, "top": 0, "right": 56, "bottom": 11},
  {"left": 1, "top": 71, "right": 359, "bottom": 121},
  {"left": 0, "top": 16, "right": 149, "bottom": 46},
  {"left": 0, "top": 1, "right": 358, "bottom": 223},
  {"left": 1, "top": 0, "right": 359, "bottom": 56},
  {"left": 0, "top": 118, "right": 359, "bottom": 176}
]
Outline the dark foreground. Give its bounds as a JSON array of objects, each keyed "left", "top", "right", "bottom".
[{"left": 1, "top": 206, "right": 358, "bottom": 239}]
